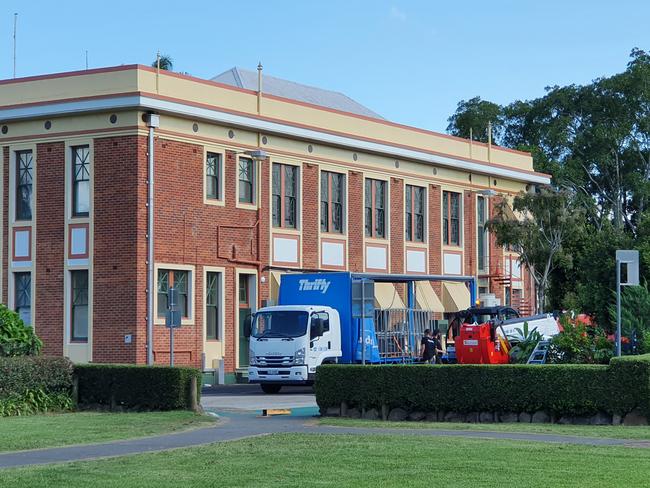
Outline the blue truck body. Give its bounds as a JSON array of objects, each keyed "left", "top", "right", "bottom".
[{"left": 277, "top": 271, "right": 476, "bottom": 364}]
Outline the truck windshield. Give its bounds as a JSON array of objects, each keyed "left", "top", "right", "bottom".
[{"left": 252, "top": 311, "right": 309, "bottom": 338}]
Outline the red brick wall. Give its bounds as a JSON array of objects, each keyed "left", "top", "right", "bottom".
[
  {"left": 390, "top": 177, "right": 404, "bottom": 274},
  {"left": 35, "top": 142, "right": 65, "bottom": 356},
  {"left": 348, "top": 171, "right": 364, "bottom": 272},
  {"left": 301, "top": 163, "right": 319, "bottom": 269},
  {"left": 464, "top": 190, "right": 476, "bottom": 276},
  {"left": 429, "top": 185, "right": 442, "bottom": 296},
  {"left": 148, "top": 140, "right": 270, "bottom": 371},
  {"left": 2, "top": 146, "right": 8, "bottom": 304},
  {"left": 92, "top": 136, "right": 143, "bottom": 364}
]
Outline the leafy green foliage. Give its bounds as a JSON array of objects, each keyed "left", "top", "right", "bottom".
[
  {"left": 446, "top": 96, "right": 503, "bottom": 143},
  {"left": 548, "top": 315, "right": 613, "bottom": 364},
  {"left": 608, "top": 280, "right": 650, "bottom": 352},
  {"left": 0, "top": 357, "right": 73, "bottom": 416},
  {"left": 75, "top": 364, "right": 201, "bottom": 411},
  {"left": 0, "top": 389, "right": 73, "bottom": 417},
  {"left": 507, "top": 322, "right": 543, "bottom": 364},
  {"left": 487, "top": 188, "right": 582, "bottom": 312},
  {"left": 0, "top": 304, "right": 42, "bottom": 356},
  {"left": 448, "top": 49, "right": 650, "bottom": 327},
  {"left": 316, "top": 356, "right": 650, "bottom": 418}
]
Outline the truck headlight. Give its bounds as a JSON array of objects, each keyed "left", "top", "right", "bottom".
[
  {"left": 249, "top": 350, "right": 256, "bottom": 365},
  {"left": 295, "top": 347, "right": 305, "bottom": 365}
]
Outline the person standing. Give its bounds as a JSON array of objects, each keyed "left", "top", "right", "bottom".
[
  {"left": 420, "top": 329, "right": 436, "bottom": 363},
  {"left": 432, "top": 329, "right": 445, "bottom": 364}
]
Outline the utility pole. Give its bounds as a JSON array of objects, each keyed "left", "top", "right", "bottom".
[
  {"left": 85, "top": 50, "right": 88, "bottom": 70},
  {"left": 13, "top": 13, "right": 18, "bottom": 78}
]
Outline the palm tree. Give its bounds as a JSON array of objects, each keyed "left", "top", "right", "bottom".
[{"left": 151, "top": 54, "right": 173, "bottom": 71}]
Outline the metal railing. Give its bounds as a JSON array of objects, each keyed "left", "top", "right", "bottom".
[{"left": 373, "top": 308, "right": 434, "bottom": 362}]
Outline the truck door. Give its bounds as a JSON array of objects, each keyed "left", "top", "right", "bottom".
[{"left": 309, "top": 311, "right": 332, "bottom": 363}]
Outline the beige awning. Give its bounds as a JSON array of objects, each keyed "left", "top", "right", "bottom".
[
  {"left": 442, "top": 282, "right": 471, "bottom": 312},
  {"left": 415, "top": 281, "right": 445, "bottom": 313},
  {"left": 270, "top": 271, "right": 283, "bottom": 302},
  {"left": 374, "top": 282, "right": 406, "bottom": 310}
]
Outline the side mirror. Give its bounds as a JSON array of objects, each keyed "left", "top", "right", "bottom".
[{"left": 243, "top": 314, "right": 253, "bottom": 338}]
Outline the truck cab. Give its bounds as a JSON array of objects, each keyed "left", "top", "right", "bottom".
[{"left": 247, "top": 305, "right": 342, "bottom": 393}]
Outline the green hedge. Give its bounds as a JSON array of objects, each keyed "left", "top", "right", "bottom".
[
  {"left": 0, "top": 356, "right": 73, "bottom": 397},
  {"left": 75, "top": 364, "right": 201, "bottom": 411},
  {"left": 315, "top": 355, "right": 650, "bottom": 418},
  {"left": 0, "top": 356, "right": 74, "bottom": 416}
]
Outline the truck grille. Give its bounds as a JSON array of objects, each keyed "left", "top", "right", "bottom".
[{"left": 255, "top": 356, "right": 294, "bottom": 366}]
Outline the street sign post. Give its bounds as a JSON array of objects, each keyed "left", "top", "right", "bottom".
[
  {"left": 615, "top": 250, "right": 639, "bottom": 357},
  {"left": 165, "top": 287, "right": 181, "bottom": 366}
]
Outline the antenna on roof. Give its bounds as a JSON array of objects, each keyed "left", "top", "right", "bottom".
[
  {"left": 257, "top": 61, "right": 263, "bottom": 114},
  {"left": 13, "top": 13, "right": 17, "bottom": 78},
  {"left": 156, "top": 51, "right": 161, "bottom": 94},
  {"left": 85, "top": 50, "right": 89, "bottom": 70}
]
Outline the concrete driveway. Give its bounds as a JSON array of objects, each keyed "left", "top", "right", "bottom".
[{"left": 201, "top": 384, "right": 318, "bottom": 413}]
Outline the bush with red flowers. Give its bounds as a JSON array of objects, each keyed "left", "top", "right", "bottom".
[{"left": 547, "top": 314, "right": 614, "bottom": 364}]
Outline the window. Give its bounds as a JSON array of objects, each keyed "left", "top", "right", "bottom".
[
  {"left": 443, "top": 191, "right": 461, "bottom": 246},
  {"left": 406, "top": 185, "right": 425, "bottom": 242},
  {"left": 71, "top": 270, "right": 89, "bottom": 342},
  {"left": 272, "top": 163, "right": 298, "bottom": 228},
  {"left": 477, "top": 196, "right": 488, "bottom": 271},
  {"left": 14, "top": 272, "right": 31, "bottom": 326},
  {"left": 157, "top": 269, "right": 189, "bottom": 318},
  {"left": 206, "top": 152, "right": 221, "bottom": 200},
  {"left": 72, "top": 146, "right": 90, "bottom": 217},
  {"left": 238, "top": 157, "right": 254, "bottom": 204},
  {"left": 321, "top": 171, "right": 345, "bottom": 233},
  {"left": 15, "top": 150, "right": 33, "bottom": 221},
  {"left": 206, "top": 272, "right": 220, "bottom": 340},
  {"left": 239, "top": 275, "right": 249, "bottom": 305},
  {"left": 365, "top": 178, "right": 386, "bottom": 238}
]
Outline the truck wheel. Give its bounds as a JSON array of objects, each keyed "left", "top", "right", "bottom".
[{"left": 261, "top": 384, "right": 282, "bottom": 394}]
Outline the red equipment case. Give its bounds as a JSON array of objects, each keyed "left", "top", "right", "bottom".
[{"left": 455, "top": 322, "right": 510, "bottom": 364}]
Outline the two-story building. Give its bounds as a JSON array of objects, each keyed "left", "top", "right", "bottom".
[{"left": 0, "top": 65, "right": 549, "bottom": 381}]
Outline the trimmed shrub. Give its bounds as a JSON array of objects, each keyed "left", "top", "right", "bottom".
[
  {"left": 75, "top": 364, "right": 201, "bottom": 411},
  {"left": 0, "top": 356, "right": 74, "bottom": 416},
  {"left": 315, "top": 354, "right": 650, "bottom": 418},
  {"left": 0, "top": 305, "right": 42, "bottom": 357}
]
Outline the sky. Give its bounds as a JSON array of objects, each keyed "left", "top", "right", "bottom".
[{"left": 2, "top": 0, "right": 649, "bottom": 132}]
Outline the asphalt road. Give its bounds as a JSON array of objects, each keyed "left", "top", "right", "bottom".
[{"left": 201, "top": 384, "right": 318, "bottom": 412}]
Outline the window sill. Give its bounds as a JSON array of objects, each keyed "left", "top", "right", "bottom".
[
  {"left": 236, "top": 202, "right": 258, "bottom": 211},
  {"left": 204, "top": 198, "right": 225, "bottom": 207}
]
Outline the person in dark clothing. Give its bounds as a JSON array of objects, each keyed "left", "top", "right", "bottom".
[
  {"left": 432, "top": 329, "right": 445, "bottom": 364},
  {"left": 420, "top": 329, "right": 437, "bottom": 363}
]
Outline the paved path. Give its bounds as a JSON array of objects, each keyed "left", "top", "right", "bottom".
[
  {"left": 1, "top": 411, "right": 649, "bottom": 469},
  {"left": 201, "top": 384, "right": 317, "bottom": 411}
]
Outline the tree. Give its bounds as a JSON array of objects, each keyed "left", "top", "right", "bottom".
[
  {"left": 487, "top": 188, "right": 582, "bottom": 313},
  {"left": 151, "top": 54, "right": 173, "bottom": 71},
  {"left": 446, "top": 97, "right": 504, "bottom": 143}
]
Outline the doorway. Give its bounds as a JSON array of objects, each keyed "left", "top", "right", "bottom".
[{"left": 238, "top": 273, "right": 256, "bottom": 369}]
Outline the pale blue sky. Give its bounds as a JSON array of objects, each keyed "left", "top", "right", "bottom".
[{"left": 2, "top": 0, "right": 649, "bottom": 132}]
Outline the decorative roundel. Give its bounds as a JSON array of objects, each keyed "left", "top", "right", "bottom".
[
  {"left": 44, "top": 120, "right": 52, "bottom": 130},
  {"left": 493, "top": 179, "right": 498, "bottom": 186},
  {"left": 307, "top": 144, "right": 313, "bottom": 153},
  {"left": 394, "top": 160, "right": 400, "bottom": 168},
  {"left": 432, "top": 167, "right": 437, "bottom": 175},
  {"left": 228, "top": 130, "right": 235, "bottom": 139},
  {"left": 192, "top": 123, "right": 199, "bottom": 133},
  {"left": 352, "top": 153, "right": 358, "bottom": 161},
  {"left": 1, "top": 125, "right": 7, "bottom": 135},
  {"left": 110, "top": 114, "right": 118, "bottom": 124},
  {"left": 262, "top": 136, "right": 268, "bottom": 145}
]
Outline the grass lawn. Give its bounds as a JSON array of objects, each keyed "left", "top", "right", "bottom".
[
  {"left": 1, "top": 433, "right": 650, "bottom": 487},
  {"left": 320, "top": 417, "right": 650, "bottom": 440},
  {"left": 0, "top": 411, "right": 216, "bottom": 452}
]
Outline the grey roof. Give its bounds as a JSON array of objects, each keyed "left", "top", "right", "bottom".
[{"left": 211, "top": 67, "right": 383, "bottom": 120}]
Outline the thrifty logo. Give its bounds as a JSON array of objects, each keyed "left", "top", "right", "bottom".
[{"left": 298, "top": 279, "right": 331, "bottom": 294}]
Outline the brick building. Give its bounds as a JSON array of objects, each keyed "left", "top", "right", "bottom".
[{"left": 0, "top": 65, "right": 549, "bottom": 381}]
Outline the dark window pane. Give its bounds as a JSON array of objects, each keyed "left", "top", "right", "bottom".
[
  {"left": 16, "top": 150, "right": 33, "bottom": 221},
  {"left": 364, "top": 179, "right": 372, "bottom": 237},
  {"left": 206, "top": 272, "right": 219, "bottom": 340},
  {"left": 157, "top": 270, "right": 169, "bottom": 317},
  {"left": 375, "top": 180, "right": 385, "bottom": 238},
  {"left": 72, "top": 146, "right": 90, "bottom": 217},
  {"left": 284, "top": 165, "right": 297, "bottom": 229},
  {"left": 206, "top": 152, "right": 220, "bottom": 199},
  {"left": 238, "top": 158, "right": 254, "bottom": 204},
  {"left": 239, "top": 275, "right": 249, "bottom": 305},
  {"left": 14, "top": 272, "right": 31, "bottom": 326},
  {"left": 414, "top": 187, "right": 424, "bottom": 242},
  {"left": 71, "top": 270, "right": 89, "bottom": 341},
  {"left": 320, "top": 172, "right": 329, "bottom": 232},
  {"left": 272, "top": 164, "right": 281, "bottom": 227}
]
